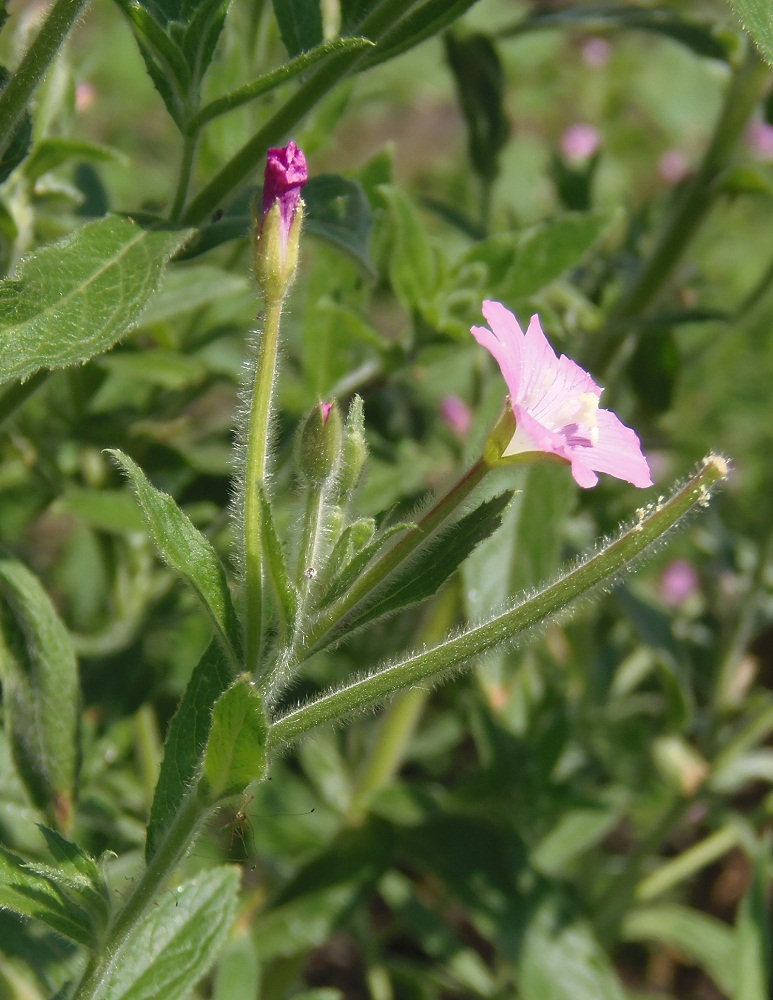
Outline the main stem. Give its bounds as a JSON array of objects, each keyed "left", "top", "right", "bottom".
[
  {"left": 70, "top": 789, "right": 212, "bottom": 1000},
  {"left": 0, "top": 0, "right": 91, "bottom": 160},
  {"left": 244, "top": 297, "right": 283, "bottom": 675},
  {"left": 589, "top": 45, "right": 769, "bottom": 371}
]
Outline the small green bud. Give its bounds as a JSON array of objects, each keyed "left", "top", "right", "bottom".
[
  {"left": 298, "top": 401, "right": 343, "bottom": 486},
  {"left": 336, "top": 395, "right": 368, "bottom": 499}
]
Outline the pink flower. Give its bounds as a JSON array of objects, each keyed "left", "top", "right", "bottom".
[
  {"left": 560, "top": 123, "right": 601, "bottom": 164},
  {"left": 440, "top": 395, "right": 472, "bottom": 437},
  {"left": 581, "top": 37, "right": 610, "bottom": 68},
  {"left": 745, "top": 121, "right": 773, "bottom": 160},
  {"left": 471, "top": 300, "right": 652, "bottom": 489},
  {"left": 658, "top": 149, "right": 690, "bottom": 185},
  {"left": 660, "top": 559, "right": 700, "bottom": 606},
  {"left": 261, "top": 140, "right": 308, "bottom": 251}
]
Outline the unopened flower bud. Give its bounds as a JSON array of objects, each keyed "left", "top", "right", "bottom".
[
  {"left": 254, "top": 141, "right": 308, "bottom": 302},
  {"left": 298, "top": 400, "right": 342, "bottom": 486}
]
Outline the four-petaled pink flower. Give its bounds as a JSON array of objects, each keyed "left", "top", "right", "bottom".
[
  {"left": 262, "top": 140, "right": 308, "bottom": 253},
  {"left": 472, "top": 300, "right": 652, "bottom": 489}
]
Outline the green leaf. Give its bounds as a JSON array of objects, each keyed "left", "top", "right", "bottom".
[
  {"left": 378, "top": 185, "right": 438, "bottom": 311},
  {"left": 146, "top": 641, "right": 232, "bottom": 861},
  {"left": 23, "top": 139, "right": 122, "bottom": 183},
  {"left": 191, "top": 37, "right": 373, "bottom": 130},
  {"left": 505, "top": 211, "right": 613, "bottom": 300},
  {"left": 361, "top": 0, "right": 484, "bottom": 70},
  {"left": 255, "top": 485, "right": 298, "bottom": 637},
  {"left": 203, "top": 678, "right": 269, "bottom": 800},
  {"left": 57, "top": 489, "right": 147, "bottom": 534},
  {"left": 98, "top": 349, "right": 207, "bottom": 390},
  {"left": 0, "top": 556, "right": 79, "bottom": 828},
  {"left": 532, "top": 801, "right": 623, "bottom": 877},
  {"left": 0, "top": 215, "right": 191, "bottom": 384},
  {"left": 724, "top": 0, "right": 773, "bottom": 65},
  {"left": 735, "top": 844, "right": 772, "bottom": 1000},
  {"left": 621, "top": 904, "right": 736, "bottom": 996},
  {"left": 136, "top": 264, "right": 248, "bottom": 326},
  {"left": 0, "top": 843, "right": 95, "bottom": 946},
  {"left": 445, "top": 32, "right": 509, "bottom": 183},
  {"left": 343, "top": 491, "right": 514, "bottom": 635},
  {"left": 24, "top": 827, "right": 111, "bottom": 937},
  {"left": 517, "top": 897, "right": 627, "bottom": 1000},
  {"left": 91, "top": 867, "right": 239, "bottom": 1000},
  {"left": 0, "top": 66, "right": 32, "bottom": 183},
  {"left": 109, "top": 449, "right": 241, "bottom": 667},
  {"left": 304, "top": 174, "right": 374, "bottom": 275},
  {"left": 317, "top": 521, "right": 409, "bottom": 610},
  {"left": 271, "top": 0, "right": 323, "bottom": 57}
]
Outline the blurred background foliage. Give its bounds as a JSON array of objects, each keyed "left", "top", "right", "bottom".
[{"left": 0, "top": 0, "right": 773, "bottom": 997}]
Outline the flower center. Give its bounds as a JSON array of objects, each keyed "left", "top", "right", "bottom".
[{"left": 551, "top": 391, "right": 600, "bottom": 446}]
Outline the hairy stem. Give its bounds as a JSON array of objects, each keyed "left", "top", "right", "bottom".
[
  {"left": 268, "top": 458, "right": 727, "bottom": 749},
  {"left": 243, "top": 299, "right": 283, "bottom": 676}
]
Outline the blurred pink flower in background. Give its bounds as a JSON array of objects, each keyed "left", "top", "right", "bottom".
[
  {"left": 658, "top": 149, "right": 690, "bottom": 185},
  {"left": 745, "top": 120, "right": 773, "bottom": 159},
  {"left": 75, "top": 81, "right": 96, "bottom": 112},
  {"left": 440, "top": 395, "right": 472, "bottom": 438},
  {"left": 471, "top": 300, "right": 652, "bottom": 489},
  {"left": 660, "top": 559, "right": 700, "bottom": 606},
  {"left": 560, "top": 123, "right": 601, "bottom": 164},
  {"left": 581, "top": 37, "right": 611, "bottom": 67}
]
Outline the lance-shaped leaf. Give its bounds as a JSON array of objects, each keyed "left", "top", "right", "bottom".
[
  {"left": 89, "top": 867, "right": 239, "bottom": 1000},
  {"left": 0, "top": 843, "right": 95, "bottom": 947},
  {"left": 727, "top": 0, "right": 773, "bottom": 66},
  {"left": 109, "top": 450, "right": 241, "bottom": 668},
  {"left": 202, "top": 678, "right": 269, "bottom": 801},
  {"left": 146, "top": 641, "right": 232, "bottom": 862},
  {"left": 333, "top": 491, "right": 515, "bottom": 639},
  {"left": 735, "top": 843, "right": 772, "bottom": 1000},
  {"left": 255, "top": 485, "right": 298, "bottom": 637},
  {"left": 0, "top": 556, "right": 79, "bottom": 829},
  {"left": 0, "top": 215, "right": 191, "bottom": 384},
  {"left": 269, "top": 458, "right": 728, "bottom": 748},
  {"left": 271, "top": 0, "right": 323, "bottom": 57}
]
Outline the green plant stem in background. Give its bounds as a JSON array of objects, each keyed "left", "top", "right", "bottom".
[
  {"left": 268, "top": 457, "right": 728, "bottom": 748},
  {"left": 243, "top": 298, "right": 283, "bottom": 676},
  {"left": 69, "top": 788, "right": 212, "bottom": 1000},
  {"left": 591, "top": 44, "right": 769, "bottom": 371},
  {"left": 301, "top": 456, "right": 490, "bottom": 658},
  {"left": 181, "top": 0, "right": 418, "bottom": 225},
  {"left": 0, "top": 370, "right": 48, "bottom": 428},
  {"left": 348, "top": 587, "right": 458, "bottom": 821},
  {"left": 635, "top": 821, "right": 743, "bottom": 902},
  {"left": 0, "top": 0, "right": 92, "bottom": 161},
  {"left": 169, "top": 133, "right": 199, "bottom": 223}
]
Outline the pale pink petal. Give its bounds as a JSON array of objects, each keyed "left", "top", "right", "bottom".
[
  {"left": 472, "top": 300, "right": 652, "bottom": 490},
  {"left": 570, "top": 408, "right": 653, "bottom": 488}
]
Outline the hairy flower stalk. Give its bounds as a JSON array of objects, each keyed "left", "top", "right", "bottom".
[
  {"left": 268, "top": 457, "right": 727, "bottom": 748},
  {"left": 243, "top": 141, "right": 307, "bottom": 675}
]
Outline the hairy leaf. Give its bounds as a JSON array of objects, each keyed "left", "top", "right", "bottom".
[
  {"left": 91, "top": 867, "right": 239, "bottom": 1000},
  {"left": 203, "top": 679, "right": 269, "bottom": 800},
  {"left": 271, "top": 0, "right": 323, "bottom": 57},
  {"left": 110, "top": 449, "right": 241, "bottom": 668},
  {"left": 0, "top": 216, "right": 191, "bottom": 384},
  {"left": 0, "top": 556, "right": 79, "bottom": 829},
  {"left": 146, "top": 641, "right": 232, "bottom": 861}
]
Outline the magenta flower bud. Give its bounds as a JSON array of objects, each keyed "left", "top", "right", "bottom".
[
  {"left": 440, "top": 395, "right": 472, "bottom": 438},
  {"left": 745, "top": 120, "right": 773, "bottom": 160},
  {"left": 560, "top": 123, "right": 601, "bottom": 164},
  {"left": 254, "top": 140, "right": 308, "bottom": 301},
  {"left": 658, "top": 149, "right": 690, "bottom": 185},
  {"left": 660, "top": 559, "right": 700, "bottom": 607}
]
